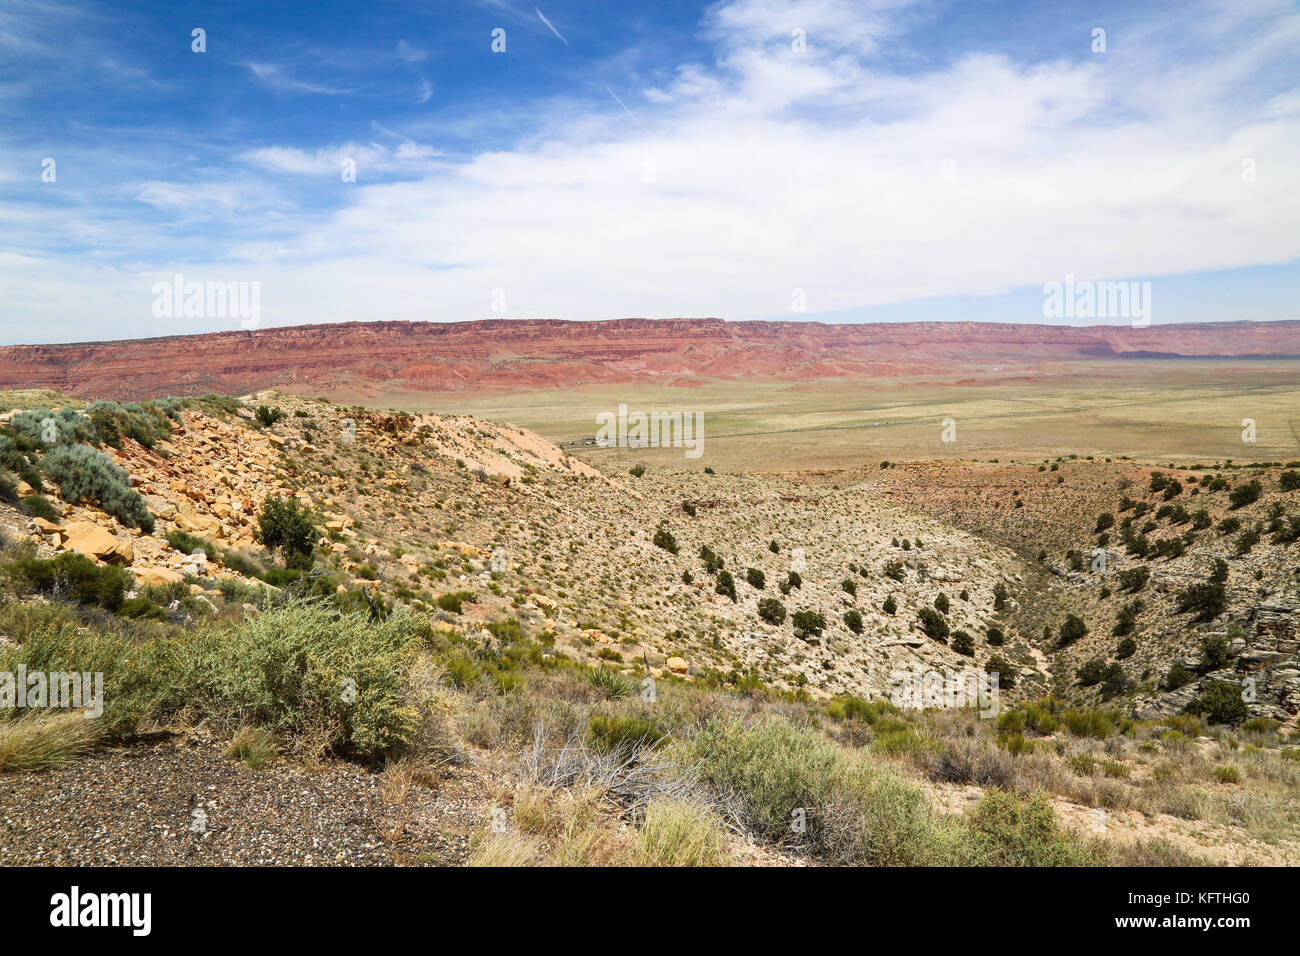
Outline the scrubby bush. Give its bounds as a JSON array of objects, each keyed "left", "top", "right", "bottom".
[
  {"left": 965, "top": 790, "right": 1100, "bottom": 866},
  {"left": 1229, "top": 480, "right": 1262, "bottom": 509},
  {"left": 581, "top": 667, "right": 635, "bottom": 700},
  {"left": 1164, "top": 663, "right": 1194, "bottom": 691},
  {"left": 684, "top": 717, "right": 842, "bottom": 840},
  {"left": 85, "top": 400, "right": 175, "bottom": 449},
  {"left": 951, "top": 630, "right": 974, "bottom": 656},
  {"left": 843, "top": 609, "right": 864, "bottom": 634},
  {"left": 436, "top": 590, "right": 476, "bottom": 614},
  {"left": 1056, "top": 614, "right": 1088, "bottom": 647},
  {"left": 9, "top": 408, "right": 91, "bottom": 447},
  {"left": 715, "top": 569, "right": 737, "bottom": 602},
  {"left": 985, "top": 655, "right": 1016, "bottom": 690},
  {"left": 652, "top": 525, "right": 679, "bottom": 555},
  {"left": 757, "top": 597, "right": 786, "bottom": 625},
  {"left": 254, "top": 405, "right": 284, "bottom": 428},
  {"left": 41, "top": 443, "right": 153, "bottom": 531},
  {"left": 1100, "top": 663, "right": 1131, "bottom": 701},
  {"left": 21, "top": 495, "right": 58, "bottom": 521},
  {"left": 1184, "top": 680, "right": 1248, "bottom": 726},
  {"left": 256, "top": 496, "right": 317, "bottom": 568},
  {"left": 746, "top": 567, "right": 766, "bottom": 589},
  {"left": 917, "top": 607, "right": 949, "bottom": 643},
  {"left": 882, "top": 595, "right": 897, "bottom": 615},
  {"left": 1175, "top": 570, "right": 1226, "bottom": 622},
  {"left": 792, "top": 609, "right": 826, "bottom": 641},
  {"left": 1076, "top": 658, "right": 1107, "bottom": 686},
  {"left": 7, "top": 552, "right": 129, "bottom": 611},
  {"left": 586, "top": 712, "right": 665, "bottom": 755}
]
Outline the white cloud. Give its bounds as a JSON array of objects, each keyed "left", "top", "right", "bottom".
[{"left": 240, "top": 142, "right": 443, "bottom": 178}]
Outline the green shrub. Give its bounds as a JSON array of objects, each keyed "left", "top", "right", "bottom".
[
  {"left": 757, "top": 597, "right": 786, "bottom": 625},
  {"left": 165, "top": 530, "right": 217, "bottom": 561},
  {"left": 746, "top": 567, "right": 766, "bottom": 589},
  {"left": 1076, "top": 658, "right": 1106, "bottom": 686},
  {"left": 8, "top": 552, "right": 130, "bottom": 611},
  {"left": 792, "top": 609, "right": 826, "bottom": 641},
  {"left": 1164, "top": 663, "right": 1194, "bottom": 691},
  {"left": 85, "top": 400, "right": 174, "bottom": 449},
  {"left": 951, "top": 630, "right": 974, "bottom": 656},
  {"left": 917, "top": 606, "right": 948, "bottom": 643},
  {"left": 984, "top": 654, "right": 1016, "bottom": 690},
  {"left": 436, "top": 590, "right": 476, "bottom": 614},
  {"left": 715, "top": 569, "right": 737, "bottom": 602},
  {"left": 1118, "top": 565, "right": 1149, "bottom": 592},
  {"left": 1212, "top": 765, "right": 1242, "bottom": 784},
  {"left": 652, "top": 526, "right": 679, "bottom": 554},
  {"left": 1228, "top": 480, "right": 1262, "bottom": 509},
  {"left": 21, "top": 495, "right": 58, "bottom": 521},
  {"left": 581, "top": 666, "right": 635, "bottom": 700},
  {"left": 9, "top": 408, "right": 91, "bottom": 447},
  {"left": 1056, "top": 614, "right": 1088, "bottom": 647},
  {"left": 882, "top": 595, "right": 897, "bottom": 615},
  {"left": 586, "top": 712, "right": 665, "bottom": 755},
  {"left": 118, "top": 596, "right": 168, "bottom": 621},
  {"left": 964, "top": 790, "right": 1100, "bottom": 866},
  {"left": 254, "top": 405, "right": 284, "bottom": 428},
  {"left": 1062, "top": 707, "right": 1115, "bottom": 739},
  {"left": 255, "top": 497, "right": 317, "bottom": 568},
  {"left": 684, "top": 717, "right": 841, "bottom": 840},
  {"left": 1175, "top": 576, "right": 1226, "bottom": 623},
  {"left": 843, "top": 609, "right": 864, "bottom": 634},
  {"left": 1184, "top": 680, "right": 1248, "bottom": 726},
  {"left": 41, "top": 443, "right": 153, "bottom": 531}
]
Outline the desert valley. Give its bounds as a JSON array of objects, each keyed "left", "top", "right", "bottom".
[{"left": 1, "top": 318, "right": 1299, "bottom": 867}]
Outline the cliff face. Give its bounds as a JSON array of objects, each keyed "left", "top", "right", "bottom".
[{"left": 2, "top": 318, "right": 1298, "bottom": 400}]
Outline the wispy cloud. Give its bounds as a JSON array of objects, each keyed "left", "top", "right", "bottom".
[{"left": 244, "top": 62, "right": 353, "bottom": 96}]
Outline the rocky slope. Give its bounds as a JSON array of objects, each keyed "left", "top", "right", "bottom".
[{"left": 4, "top": 318, "right": 1300, "bottom": 401}]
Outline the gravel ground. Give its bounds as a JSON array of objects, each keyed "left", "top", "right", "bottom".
[{"left": 0, "top": 734, "right": 493, "bottom": 866}]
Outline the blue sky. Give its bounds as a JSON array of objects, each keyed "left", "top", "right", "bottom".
[{"left": 1, "top": 0, "right": 1297, "bottom": 344}]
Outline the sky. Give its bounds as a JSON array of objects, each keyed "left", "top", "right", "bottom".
[{"left": 1, "top": 0, "right": 1297, "bottom": 344}]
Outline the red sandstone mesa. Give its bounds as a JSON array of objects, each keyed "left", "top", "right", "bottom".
[{"left": 2, "top": 318, "right": 1298, "bottom": 401}]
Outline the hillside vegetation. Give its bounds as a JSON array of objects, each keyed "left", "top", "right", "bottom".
[{"left": 1, "top": 391, "right": 1297, "bottom": 865}]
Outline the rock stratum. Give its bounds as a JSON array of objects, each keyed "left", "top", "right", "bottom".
[{"left": 3, "top": 318, "right": 1300, "bottom": 400}]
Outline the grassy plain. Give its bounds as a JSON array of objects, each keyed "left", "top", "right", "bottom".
[{"left": 384, "top": 359, "right": 1300, "bottom": 472}]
